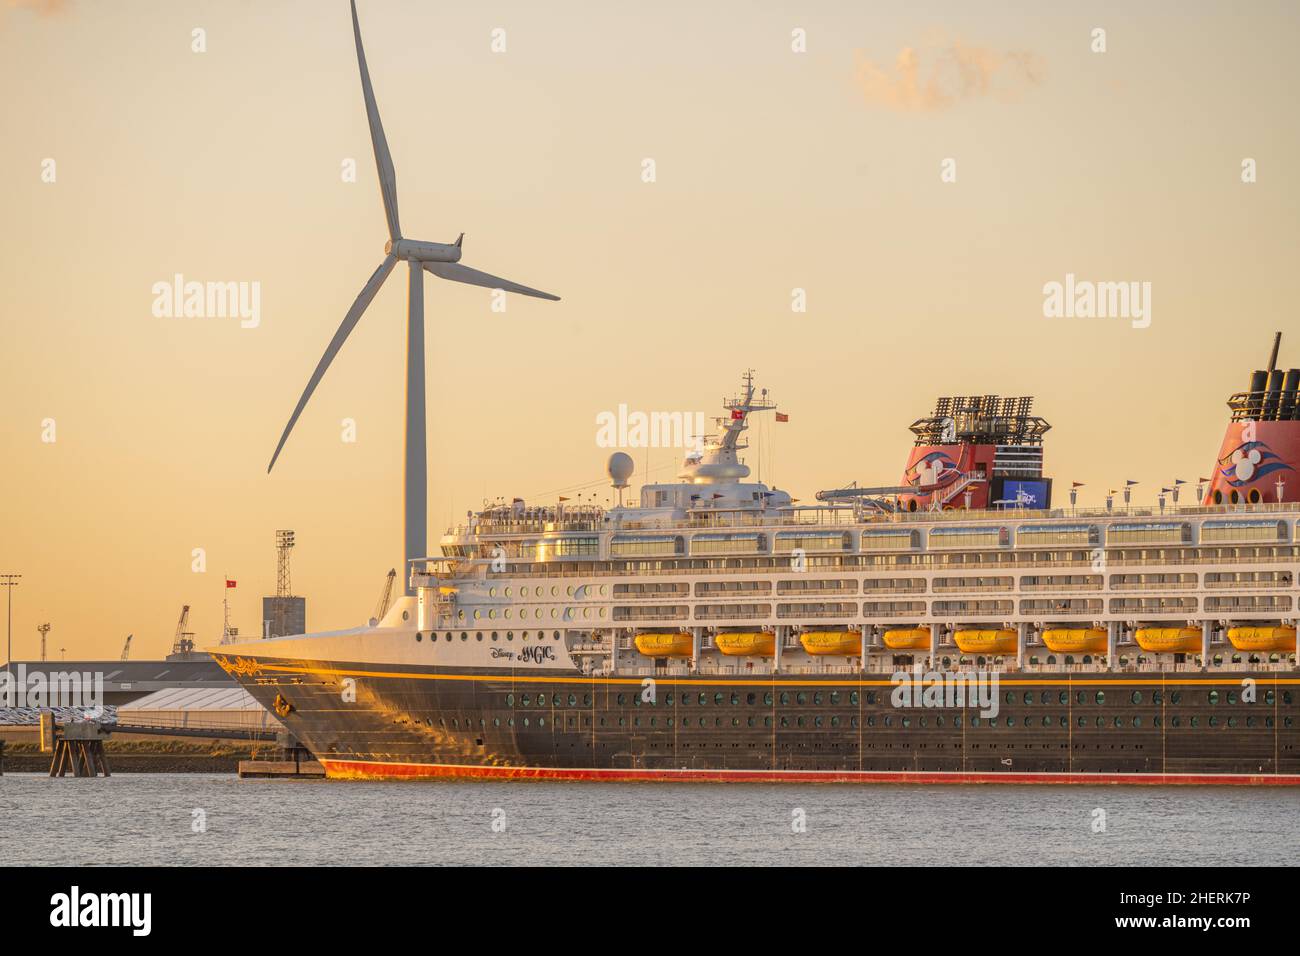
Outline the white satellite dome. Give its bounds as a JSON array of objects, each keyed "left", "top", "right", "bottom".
[{"left": 607, "top": 452, "right": 634, "bottom": 489}]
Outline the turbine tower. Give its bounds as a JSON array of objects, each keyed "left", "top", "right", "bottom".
[{"left": 267, "top": 1, "right": 559, "bottom": 593}]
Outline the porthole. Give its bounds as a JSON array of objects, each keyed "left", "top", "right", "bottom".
[
  {"left": 507, "top": 631, "right": 514, "bottom": 641},
  {"left": 473, "top": 609, "right": 482, "bottom": 620},
  {"left": 491, "top": 632, "right": 499, "bottom": 641},
  {"left": 506, "top": 694, "right": 515, "bottom": 706},
  {"left": 504, "top": 587, "right": 512, "bottom": 597},
  {"left": 1130, "top": 691, "right": 1142, "bottom": 705},
  {"left": 489, "top": 587, "right": 497, "bottom": 597},
  {"left": 797, "top": 693, "right": 808, "bottom": 705},
  {"left": 1095, "top": 691, "right": 1105, "bottom": 705},
  {"left": 458, "top": 632, "right": 466, "bottom": 642},
  {"left": 402, "top": 610, "right": 410, "bottom": 621},
  {"left": 415, "top": 633, "right": 422, "bottom": 642},
  {"left": 1227, "top": 691, "right": 1238, "bottom": 704},
  {"left": 1208, "top": 690, "right": 1219, "bottom": 705},
  {"left": 476, "top": 633, "right": 483, "bottom": 642}
]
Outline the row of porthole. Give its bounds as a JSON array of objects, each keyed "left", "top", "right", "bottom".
[
  {"left": 1003, "top": 689, "right": 1290, "bottom": 706},
  {"left": 416, "top": 631, "right": 565, "bottom": 643},
  {"left": 487, "top": 584, "right": 610, "bottom": 599},
  {"left": 438, "top": 713, "right": 1292, "bottom": 731}
]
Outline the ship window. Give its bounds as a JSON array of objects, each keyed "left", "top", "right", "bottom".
[
  {"left": 714, "top": 693, "right": 724, "bottom": 705},
  {"left": 457, "top": 632, "right": 465, "bottom": 641},
  {"left": 1077, "top": 716, "right": 1087, "bottom": 728},
  {"left": 1227, "top": 691, "right": 1238, "bottom": 704},
  {"left": 746, "top": 693, "right": 756, "bottom": 705},
  {"left": 1005, "top": 691, "right": 1015, "bottom": 705},
  {"left": 1095, "top": 691, "right": 1105, "bottom": 705},
  {"left": 1208, "top": 691, "right": 1219, "bottom": 705},
  {"left": 764, "top": 693, "right": 773, "bottom": 706},
  {"left": 780, "top": 693, "right": 790, "bottom": 705},
  {"left": 507, "top": 632, "right": 514, "bottom": 641},
  {"left": 1023, "top": 692, "right": 1033, "bottom": 705},
  {"left": 813, "top": 693, "right": 823, "bottom": 706},
  {"left": 1152, "top": 690, "right": 1162, "bottom": 705},
  {"left": 415, "top": 633, "right": 422, "bottom": 642},
  {"left": 1266, "top": 690, "right": 1276, "bottom": 704},
  {"left": 461, "top": 633, "right": 469, "bottom": 641},
  {"left": 1209, "top": 715, "right": 1218, "bottom": 727},
  {"left": 849, "top": 692, "right": 859, "bottom": 705},
  {"left": 1130, "top": 691, "right": 1142, "bottom": 705},
  {"left": 830, "top": 692, "right": 840, "bottom": 705},
  {"left": 797, "top": 693, "right": 808, "bottom": 705},
  {"left": 1190, "top": 716, "right": 1200, "bottom": 727},
  {"left": 554, "top": 631, "right": 561, "bottom": 640},
  {"left": 568, "top": 694, "right": 577, "bottom": 706},
  {"left": 476, "top": 633, "right": 483, "bottom": 642},
  {"left": 1005, "top": 716, "right": 1015, "bottom": 727},
  {"left": 1171, "top": 691, "right": 1182, "bottom": 705}
]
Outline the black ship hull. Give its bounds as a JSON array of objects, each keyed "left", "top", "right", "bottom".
[{"left": 223, "top": 655, "right": 1300, "bottom": 784}]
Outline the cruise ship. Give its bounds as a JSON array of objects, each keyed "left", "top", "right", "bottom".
[{"left": 216, "top": 348, "right": 1300, "bottom": 784}]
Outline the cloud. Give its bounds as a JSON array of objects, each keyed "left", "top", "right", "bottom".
[{"left": 853, "top": 38, "right": 1044, "bottom": 113}]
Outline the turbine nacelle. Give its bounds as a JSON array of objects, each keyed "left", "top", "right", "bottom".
[{"left": 385, "top": 237, "right": 462, "bottom": 263}]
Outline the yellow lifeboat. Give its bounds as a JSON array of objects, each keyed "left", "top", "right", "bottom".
[
  {"left": 1135, "top": 627, "right": 1201, "bottom": 653},
  {"left": 1041, "top": 628, "right": 1108, "bottom": 653},
  {"left": 715, "top": 631, "right": 775, "bottom": 656},
  {"left": 800, "top": 631, "right": 860, "bottom": 656},
  {"left": 954, "top": 629, "right": 1018, "bottom": 654},
  {"left": 882, "top": 627, "right": 930, "bottom": 649},
  {"left": 1227, "top": 626, "right": 1296, "bottom": 652},
  {"left": 634, "top": 632, "right": 692, "bottom": 658}
]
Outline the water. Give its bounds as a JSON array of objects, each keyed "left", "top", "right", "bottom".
[{"left": 2, "top": 773, "right": 1295, "bottom": 866}]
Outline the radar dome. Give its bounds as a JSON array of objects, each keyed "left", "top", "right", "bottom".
[{"left": 607, "top": 452, "right": 634, "bottom": 488}]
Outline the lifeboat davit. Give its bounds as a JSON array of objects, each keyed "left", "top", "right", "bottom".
[
  {"left": 634, "top": 632, "right": 692, "bottom": 658},
  {"left": 1041, "top": 627, "right": 1107, "bottom": 653},
  {"left": 715, "top": 631, "right": 775, "bottom": 656},
  {"left": 800, "top": 631, "right": 860, "bottom": 655},
  {"left": 1227, "top": 626, "right": 1296, "bottom": 652},
  {"left": 882, "top": 627, "right": 930, "bottom": 649},
  {"left": 1135, "top": 627, "right": 1201, "bottom": 653},
  {"left": 954, "top": 629, "right": 1018, "bottom": 654}
]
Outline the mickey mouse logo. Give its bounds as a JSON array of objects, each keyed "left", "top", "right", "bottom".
[{"left": 1232, "top": 446, "right": 1262, "bottom": 482}]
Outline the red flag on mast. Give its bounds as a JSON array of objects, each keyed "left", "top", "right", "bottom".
[
  {"left": 775, "top": 412, "right": 789, "bottom": 423},
  {"left": 225, "top": 579, "right": 237, "bottom": 588}
]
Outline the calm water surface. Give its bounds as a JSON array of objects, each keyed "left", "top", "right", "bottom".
[{"left": 2, "top": 774, "right": 1296, "bottom": 866}]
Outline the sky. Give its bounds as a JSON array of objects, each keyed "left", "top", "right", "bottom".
[{"left": 2, "top": 0, "right": 1298, "bottom": 660}]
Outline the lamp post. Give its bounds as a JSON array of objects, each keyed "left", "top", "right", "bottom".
[{"left": 1, "top": 573, "right": 20, "bottom": 674}]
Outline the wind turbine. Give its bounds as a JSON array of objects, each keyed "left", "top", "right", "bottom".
[{"left": 267, "top": 0, "right": 559, "bottom": 594}]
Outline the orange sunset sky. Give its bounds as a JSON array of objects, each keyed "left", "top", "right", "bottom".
[{"left": 2, "top": 0, "right": 1299, "bottom": 659}]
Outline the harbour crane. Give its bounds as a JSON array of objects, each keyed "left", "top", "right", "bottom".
[
  {"left": 120, "top": 633, "right": 133, "bottom": 660},
  {"left": 373, "top": 568, "right": 397, "bottom": 622},
  {"left": 171, "top": 605, "right": 194, "bottom": 656}
]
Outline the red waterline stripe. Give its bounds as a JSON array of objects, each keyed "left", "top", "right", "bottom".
[{"left": 319, "top": 759, "right": 1300, "bottom": 786}]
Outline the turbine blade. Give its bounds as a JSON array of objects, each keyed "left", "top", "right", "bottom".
[
  {"left": 423, "top": 261, "right": 561, "bottom": 301},
  {"left": 267, "top": 255, "right": 398, "bottom": 473},
  {"left": 350, "top": 0, "right": 400, "bottom": 240}
]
